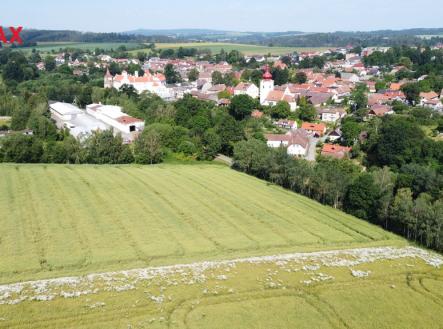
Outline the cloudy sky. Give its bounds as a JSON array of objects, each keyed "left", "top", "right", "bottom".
[{"left": 1, "top": 0, "right": 441, "bottom": 33}]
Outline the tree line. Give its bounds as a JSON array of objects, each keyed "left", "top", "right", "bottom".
[{"left": 233, "top": 132, "right": 443, "bottom": 252}]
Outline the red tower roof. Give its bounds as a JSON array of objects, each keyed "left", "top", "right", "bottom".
[{"left": 263, "top": 65, "right": 273, "bottom": 80}]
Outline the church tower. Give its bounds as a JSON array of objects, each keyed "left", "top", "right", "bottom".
[
  {"left": 260, "top": 65, "right": 274, "bottom": 104},
  {"left": 104, "top": 68, "right": 113, "bottom": 89}
]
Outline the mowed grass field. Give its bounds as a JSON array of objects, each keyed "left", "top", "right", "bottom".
[
  {"left": 0, "top": 163, "right": 400, "bottom": 284},
  {"left": 1, "top": 164, "right": 442, "bottom": 328}
]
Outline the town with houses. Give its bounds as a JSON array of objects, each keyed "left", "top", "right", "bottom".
[
  {"left": 27, "top": 45, "right": 443, "bottom": 161},
  {"left": 1, "top": 2, "right": 443, "bottom": 327}
]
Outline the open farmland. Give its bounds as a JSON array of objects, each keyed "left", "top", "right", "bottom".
[
  {"left": 138, "top": 42, "right": 328, "bottom": 55},
  {"left": 0, "top": 164, "right": 442, "bottom": 328},
  {"left": 18, "top": 42, "right": 145, "bottom": 54}
]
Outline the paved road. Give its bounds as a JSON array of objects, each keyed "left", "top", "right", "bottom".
[{"left": 306, "top": 137, "right": 319, "bottom": 161}]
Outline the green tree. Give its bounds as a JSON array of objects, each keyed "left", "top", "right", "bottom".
[
  {"left": 84, "top": 130, "right": 128, "bottom": 164},
  {"left": 233, "top": 139, "right": 270, "bottom": 177},
  {"left": 187, "top": 68, "right": 199, "bottom": 82},
  {"left": 371, "top": 116, "right": 425, "bottom": 167},
  {"left": 0, "top": 134, "right": 43, "bottom": 163},
  {"left": 350, "top": 84, "right": 368, "bottom": 110},
  {"left": 202, "top": 128, "right": 222, "bottom": 159},
  {"left": 390, "top": 188, "right": 414, "bottom": 238},
  {"left": 211, "top": 71, "right": 224, "bottom": 85},
  {"left": 294, "top": 71, "right": 307, "bottom": 84},
  {"left": 229, "top": 94, "right": 257, "bottom": 120},
  {"left": 164, "top": 64, "right": 181, "bottom": 84},
  {"left": 297, "top": 97, "right": 316, "bottom": 122},
  {"left": 44, "top": 55, "right": 56, "bottom": 72},
  {"left": 134, "top": 129, "right": 164, "bottom": 164},
  {"left": 341, "top": 118, "right": 362, "bottom": 146},
  {"left": 344, "top": 173, "right": 379, "bottom": 220},
  {"left": 401, "top": 83, "right": 421, "bottom": 105},
  {"left": 271, "top": 101, "right": 291, "bottom": 119}
]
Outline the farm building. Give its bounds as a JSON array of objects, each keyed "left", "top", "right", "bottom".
[
  {"left": 49, "top": 102, "right": 83, "bottom": 121},
  {"left": 86, "top": 104, "right": 145, "bottom": 134}
]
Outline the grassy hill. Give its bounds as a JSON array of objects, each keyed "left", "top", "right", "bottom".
[{"left": 0, "top": 164, "right": 442, "bottom": 328}]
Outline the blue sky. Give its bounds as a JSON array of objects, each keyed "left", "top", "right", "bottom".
[{"left": 1, "top": 0, "right": 441, "bottom": 33}]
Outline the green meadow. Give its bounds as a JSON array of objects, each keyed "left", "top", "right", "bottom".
[{"left": 0, "top": 164, "right": 442, "bottom": 328}]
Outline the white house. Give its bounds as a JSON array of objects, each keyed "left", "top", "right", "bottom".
[
  {"left": 274, "top": 119, "right": 298, "bottom": 130},
  {"left": 86, "top": 104, "right": 144, "bottom": 134},
  {"left": 234, "top": 82, "right": 259, "bottom": 99},
  {"left": 265, "top": 129, "right": 310, "bottom": 157},
  {"left": 318, "top": 108, "right": 347, "bottom": 123}
]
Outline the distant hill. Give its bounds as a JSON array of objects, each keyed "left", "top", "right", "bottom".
[
  {"left": 8, "top": 27, "right": 443, "bottom": 48},
  {"left": 123, "top": 28, "right": 230, "bottom": 36}
]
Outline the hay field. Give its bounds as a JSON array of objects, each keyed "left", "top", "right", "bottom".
[
  {"left": 1, "top": 163, "right": 442, "bottom": 328},
  {"left": 0, "top": 163, "right": 399, "bottom": 284}
]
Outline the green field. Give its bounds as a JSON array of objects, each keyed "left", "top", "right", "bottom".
[
  {"left": 0, "top": 164, "right": 442, "bottom": 328},
  {"left": 19, "top": 42, "right": 145, "bottom": 53},
  {"left": 138, "top": 42, "right": 328, "bottom": 55},
  {"left": 17, "top": 41, "right": 328, "bottom": 56}
]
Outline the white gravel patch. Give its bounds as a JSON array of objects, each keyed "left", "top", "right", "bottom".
[{"left": 0, "top": 246, "right": 441, "bottom": 305}]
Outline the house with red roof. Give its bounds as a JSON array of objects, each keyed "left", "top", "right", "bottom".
[
  {"left": 321, "top": 144, "right": 352, "bottom": 159},
  {"left": 301, "top": 122, "right": 327, "bottom": 137},
  {"left": 104, "top": 69, "right": 170, "bottom": 98},
  {"left": 368, "top": 104, "right": 394, "bottom": 117}
]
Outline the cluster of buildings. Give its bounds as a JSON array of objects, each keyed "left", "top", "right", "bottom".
[
  {"left": 42, "top": 46, "right": 443, "bottom": 159},
  {"left": 49, "top": 102, "right": 144, "bottom": 143}
]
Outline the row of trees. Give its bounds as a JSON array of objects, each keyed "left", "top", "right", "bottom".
[{"left": 233, "top": 139, "right": 443, "bottom": 252}]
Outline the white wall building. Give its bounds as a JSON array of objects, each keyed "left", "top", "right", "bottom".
[
  {"left": 265, "top": 129, "right": 310, "bottom": 157},
  {"left": 104, "top": 69, "right": 171, "bottom": 99},
  {"left": 49, "top": 102, "right": 83, "bottom": 121},
  {"left": 234, "top": 82, "right": 259, "bottom": 99},
  {"left": 260, "top": 66, "right": 275, "bottom": 105},
  {"left": 86, "top": 104, "right": 144, "bottom": 134}
]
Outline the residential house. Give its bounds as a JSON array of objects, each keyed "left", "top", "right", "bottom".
[
  {"left": 368, "top": 104, "right": 394, "bottom": 117},
  {"left": 328, "top": 129, "right": 342, "bottom": 142},
  {"left": 234, "top": 82, "right": 259, "bottom": 99},
  {"left": 340, "top": 73, "right": 359, "bottom": 83},
  {"left": 301, "top": 122, "right": 327, "bottom": 137},
  {"left": 317, "top": 108, "right": 347, "bottom": 122},
  {"left": 265, "top": 129, "right": 310, "bottom": 157},
  {"left": 321, "top": 144, "right": 352, "bottom": 159},
  {"left": 274, "top": 119, "right": 297, "bottom": 130}
]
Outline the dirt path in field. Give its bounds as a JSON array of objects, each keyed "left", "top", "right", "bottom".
[{"left": 0, "top": 246, "right": 442, "bottom": 305}]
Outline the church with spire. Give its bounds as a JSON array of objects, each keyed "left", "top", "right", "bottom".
[
  {"left": 260, "top": 65, "right": 274, "bottom": 104},
  {"left": 259, "top": 64, "right": 297, "bottom": 111}
]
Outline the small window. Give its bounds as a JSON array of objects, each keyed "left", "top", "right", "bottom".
[{"left": 129, "top": 125, "right": 136, "bottom": 132}]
